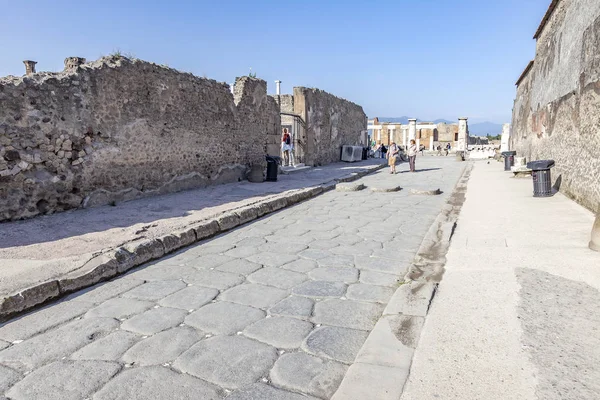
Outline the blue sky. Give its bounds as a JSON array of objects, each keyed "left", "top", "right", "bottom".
[{"left": 1, "top": 0, "right": 550, "bottom": 123}]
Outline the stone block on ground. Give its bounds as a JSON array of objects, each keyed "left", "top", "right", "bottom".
[
  {"left": 121, "top": 306, "right": 188, "bottom": 335},
  {"left": 243, "top": 316, "right": 313, "bottom": 349},
  {"left": 174, "top": 335, "right": 278, "bottom": 390},
  {"left": 158, "top": 286, "right": 219, "bottom": 310},
  {"left": 308, "top": 267, "right": 359, "bottom": 283},
  {"left": 227, "top": 383, "right": 319, "bottom": 400},
  {"left": 121, "top": 280, "right": 187, "bottom": 301},
  {"left": 281, "top": 259, "right": 318, "bottom": 273},
  {"left": 183, "top": 270, "right": 244, "bottom": 290},
  {"left": 122, "top": 326, "right": 202, "bottom": 366},
  {"left": 409, "top": 188, "right": 441, "bottom": 195},
  {"left": 0, "top": 281, "right": 60, "bottom": 320},
  {"left": 66, "top": 278, "right": 144, "bottom": 304},
  {"left": 270, "top": 352, "right": 347, "bottom": 399},
  {"left": 302, "top": 326, "right": 369, "bottom": 364},
  {"left": 85, "top": 298, "right": 154, "bottom": 320},
  {"left": 371, "top": 185, "right": 402, "bottom": 193},
  {"left": 269, "top": 296, "right": 315, "bottom": 318},
  {"left": 313, "top": 299, "right": 383, "bottom": 331},
  {"left": 247, "top": 267, "right": 308, "bottom": 289},
  {"left": 331, "top": 363, "right": 408, "bottom": 400},
  {"left": 71, "top": 330, "right": 139, "bottom": 361},
  {"left": 0, "top": 365, "right": 21, "bottom": 393},
  {"left": 6, "top": 360, "right": 120, "bottom": 400},
  {"left": 354, "top": 256, "right": 407, "bottom": 275},
  {"left": 359, "top": 270, "right": 399, "bottom": 287},
  {"left": 93, "top": 366, "right": 222, "bottom": 400},
  {"left": 220, "top": 283, "right": 288, "bottom": 309},
  {"left": 292, "top": 281, "right": 347, "bottom": 298},
  {"left": 246, "top": 253, "right": 299, "bottom": 268},
  {"left": 184, "top": 301, "right": 265, "bottom": 335},
  {"left": 346, "top": 283, "right": 395, "bottom": 303},
  {"left": 335, "top": 182, "right": 365, "bottom": 192}
]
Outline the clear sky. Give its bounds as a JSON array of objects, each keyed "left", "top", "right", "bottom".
[{"left": 1, "top": 0, "right": 551, "bottom": 124}]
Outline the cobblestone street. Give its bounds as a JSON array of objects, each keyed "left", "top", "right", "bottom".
[{"left": 0, "top": 156, "right": 466, "bottom": 400}]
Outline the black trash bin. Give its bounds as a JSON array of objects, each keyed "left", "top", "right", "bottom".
[
  {"left": 265, "top": 155, "right": 281, "bottom": 182},
  {"left": 526, "top": 159, "right": 555, "bottom": 197},
  {"left": 502, "top": 151, "right": 517, "bottom": 171},
  {"left": 362, "top": 147, "right": 368, "bottom": 160}
]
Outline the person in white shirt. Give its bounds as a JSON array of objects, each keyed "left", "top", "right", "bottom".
[{"left": 407, "top": 139, "right": 418, "bottom": 172}]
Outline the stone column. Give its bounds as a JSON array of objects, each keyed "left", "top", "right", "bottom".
[
  {"left": 500, "top": 123, "right": 510, "bottom": 152},
  {"left": 402, "top": 126, "right": 408, "bottom": 148},
  {"left": 457, "top": 117, "right": 469, "bottom": 151},
  {"left": 408, "top": 119, "right": 417, "bottom": 142},
  {"left": 64, "top": 57, "right": 86, "bottom": 72},
  {"left": 388, "top": 126, "right": 395, "bottom": 144},
  {"left": 275, "top": 80, "right": 281, "bottom": 95},
  {"left": 23, "top": 60, "right": 37, "bottom": 75},
  {"left": 430, "top": 136, "right": 434, "bottom": 151}
]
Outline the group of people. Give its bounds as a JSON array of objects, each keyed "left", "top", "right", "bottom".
[
  {"left": 382, "top": 140, "right": 418, "bottom": 174},
  {"left": 436, "top": 143, "right": 452, "bottom": 156}
]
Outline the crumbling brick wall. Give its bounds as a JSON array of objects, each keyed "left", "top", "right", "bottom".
[
  {"left": 511, "top": 0, "right": 600, "bottom": 211},
  {"left": 293, "top": 87, "right": 366, "bottom": 166},
  {"left": 0, "top": 57, "right": 279, "bottom": 221}
]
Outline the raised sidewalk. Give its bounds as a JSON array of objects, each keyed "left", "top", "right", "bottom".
[
  {"left": 401, "top": 161, "right": 600, "bottom": 400},
  {"left": 0, "top": 160, "right": 385, "bottom": 320}
]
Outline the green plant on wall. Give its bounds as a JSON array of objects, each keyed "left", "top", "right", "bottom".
[{"left": 248, "top": 67, "right": 256, "bottom": 78}]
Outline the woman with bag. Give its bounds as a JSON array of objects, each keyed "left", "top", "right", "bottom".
[{"left": 407, "top": 139, "right": 418, "bottom": 172}]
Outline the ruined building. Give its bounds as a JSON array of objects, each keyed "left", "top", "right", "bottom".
[
  {"left": 367, "top": 118, "right": 467, "bottom": 150},
  {"left": 0, "top": 56, "right": 366, "bottom": 221},
  {"left": 511, "top": 0, "right": 600, "bottom": 211}
]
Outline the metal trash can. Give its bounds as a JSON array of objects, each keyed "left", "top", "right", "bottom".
[
  {"left": 265, "top": 155, "right": 281, "bottom": 182},
  {"left": 502, "top": 151, "right": 517, "bottom": 171},
  {"left": 526, "top": 159, "right": 555, "bottom": 197}
]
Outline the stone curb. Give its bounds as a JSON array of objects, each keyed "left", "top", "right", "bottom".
[
  {"left": 332, "top": 162, "right": 473, "bottom": 400},
  {"left": 0, "top": 163, "right": 386, "bottom": 322}
]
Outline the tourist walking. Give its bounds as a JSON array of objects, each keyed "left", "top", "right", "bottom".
[
  {"left": 408, "top": 139, "right": 418, "bottom": 172},
  {"left": 445, "top": 143, "right": 451, "bottom": 156},
  {"left": 380, "top": 144, "right": 387, "bottom": 159},
  {"left": 282, "top": 129, "right": 292, "bottom": 166},
  {"left": 437, "top": 145, "right": 442, "bottom": 156},
  {"left": 387, "top": 142, "right": 399, "bottom": 174}
]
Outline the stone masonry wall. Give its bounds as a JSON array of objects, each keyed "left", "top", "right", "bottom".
[
  {"left": 0, "top": 56, "right": 279, "bottom": 221},
  {"left": 293, "top": 87, "right": 366, "bottom": 166},
  {"left": 511, "top": 0, "right": 600, "bottom": 211}
]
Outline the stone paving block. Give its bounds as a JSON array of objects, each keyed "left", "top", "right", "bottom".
[
  {"left": 234, "top": 237, "right": 268, "bottom": 247},
  {"left": 85, "top": 298, "right": 154, "bottom": 319},
  {"left": 317, "top": 255, "right": 355, "bottom": 268},
  {"left": 313, "top": 299, "right": 384, "bottom": 331},
  {"left": 121, "top": 280, "right": 187, "bottom": 301},
  {"left": 0, "top": 340, "right": 9, "bottom": 351},
  {"left": 308, "top": 267, "right": 359, "bottom": 283},
  {"left": 281, "top": 258, "right": 318, "bottom": 273},
  {"left": 0, "top": 300, "right": 94, "bottom": 342},
  {"left": 0, "top": 317, "right": 118, "bottom": 371},
  {"left": 71, "top": 330, "right": 139, "bottom": 361},
  {"left": 331, "top": 363, "right": 408, "bottom": 400},
  {"left": 122, "top": 326, "right": 201, "bottom": 366},
  {"left": 190, "top": 254, "right": 237, "bottom": 270},
  {"left": 243, "top": 316, "right": 313, "bottom": 349},
  {"left": 223, "top": 246, "right": 262, "bottom": 258},
  {"left": 354, "top": 256, "right": 407, "bottom": 274},
  {"left": 331, "top": 233, "right": 364, "bottom": 246},
  {"left": 221, "top": 283, "right": 288, "bottom": 309},
  {"left": 270, "top": 352, "right": 347, "bottom": 399},
  {"left": 307, "top": 240, "right": 341, "bottom": 250},
  {"left": 265, "top": 234, "right": 315, "bottom": 245},
  {"left": 269, "top": 296, "right": 314, "bottom": 318},
  {"left": 259, "top": 242, "right": 309, "bottom": 255},
  {"left": 0, "top": 364, "right": 20, "bottom": 393},
  {"left": 346, "top": 283, "right": 395, "bottom": 304},
  {"left": 292, "top": 281, "right": 347, "bottom": 298},
  {"left": 359, "top": 270, "right": 399, "bottom": 287},
  {"left": 227, "top": 383, "right": 319, "bottom": 400},
  {"left": 336, "top": 182, "right": 365, "bottom": 192},
  {"left": 216, "top": 258, "right": 262, "bottom": 275},
  {"left": 279, "top": 226, "right": 310, "bottom": 237},
  {"left": 330, "top": 241, "right": 381, "bottom": 256},
  {"left": 66, "top": 278, "right": 145, "bottom": 304},
  {"left": 93, "top": 366, "right": 222, "bottom": 400},
  {"left": 298, "top": 248, "right": 332, "bottom": 260},
  {"left": 246, "top": 253, "right": 299, "bottom": 267},
  {"left": 183, "top": 270, "right": 245, "bottom": 290},
  {"left": 185, "top": 243, "right": 234, "bottom": 258},
  {"left": 185, "top": 301, "right": 265, "bottom": 334},
  {"left": 174, "top": 335, "right": 278, "bottom": 390},
  {"left": 158, "top": 286, "right": 219, "bottom": 310},
  {"left": 124, "top": 264, "right": 197, "bottom": 281},
  {"left": 247, "top": 267, "right": 308, "bottom": 289},
  {"left": 6, "top": 360, "right": 120, "bottom": 400},
  {"left": 121, "top": 306, "right": 188, "bottom": 335},
  {"left": 309, "top": 229, "right": 344, "bottom": 240},
  {"left": 355, "top": 315, "right": 423, "bottom": 368},
  {"left": 302, "top": 326, "right": 369, "bottom": 364}
]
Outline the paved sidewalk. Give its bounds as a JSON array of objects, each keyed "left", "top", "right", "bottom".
[
  {"left": 402, "top": 161, "right": 600, "bottom": 400},
  {"left": 0, "top": 160, "right": 384, "bottom": 302},
  {"left": 0, "top": 156, "right": 465, "bottom": 399}
]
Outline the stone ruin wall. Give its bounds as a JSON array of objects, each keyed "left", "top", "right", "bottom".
[
  {"left": 293, "top": 87, "right": 366, "bottom": 166},
  {"left": 511, "top": 0, "right": 600, "bottom": 211},
  {"left": 0, "top": 56, "right": 280, "bottom": 221}
]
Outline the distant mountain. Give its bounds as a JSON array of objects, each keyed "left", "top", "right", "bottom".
[
  {"left": 377, "top": 116, "right": 411, "bottom": 124},
  {"left": 468, "top": 122, "right": 503, "bottom": 136}
]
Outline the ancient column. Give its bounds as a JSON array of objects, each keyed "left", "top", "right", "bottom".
[
  {"left": 23, "top": 60, "right": 37, "bottom": 75},
  {"left": 64, "top": 57, "right": 86, "bottom": 72},
  {"left": 402, "top": 126, "right": 408, "bottom": 148},
  {"left": 408, "top": 119, "right": 417, "bottom": 142},
  {"left": 500, "top": 123, "right": 510, "bottom": 152},
  {"left": 430, "top": 136, "right": 434, "bottom": 151},
  {"left": 275, "top": 80, "right": 281, "bottom": 95},
  {"left": 457, "top": 117, "right": 469, "bottom": 151}
]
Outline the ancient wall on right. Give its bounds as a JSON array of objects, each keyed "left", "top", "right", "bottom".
[{"left": 511, "top": 0, "right": 600, "bottom": 211}]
